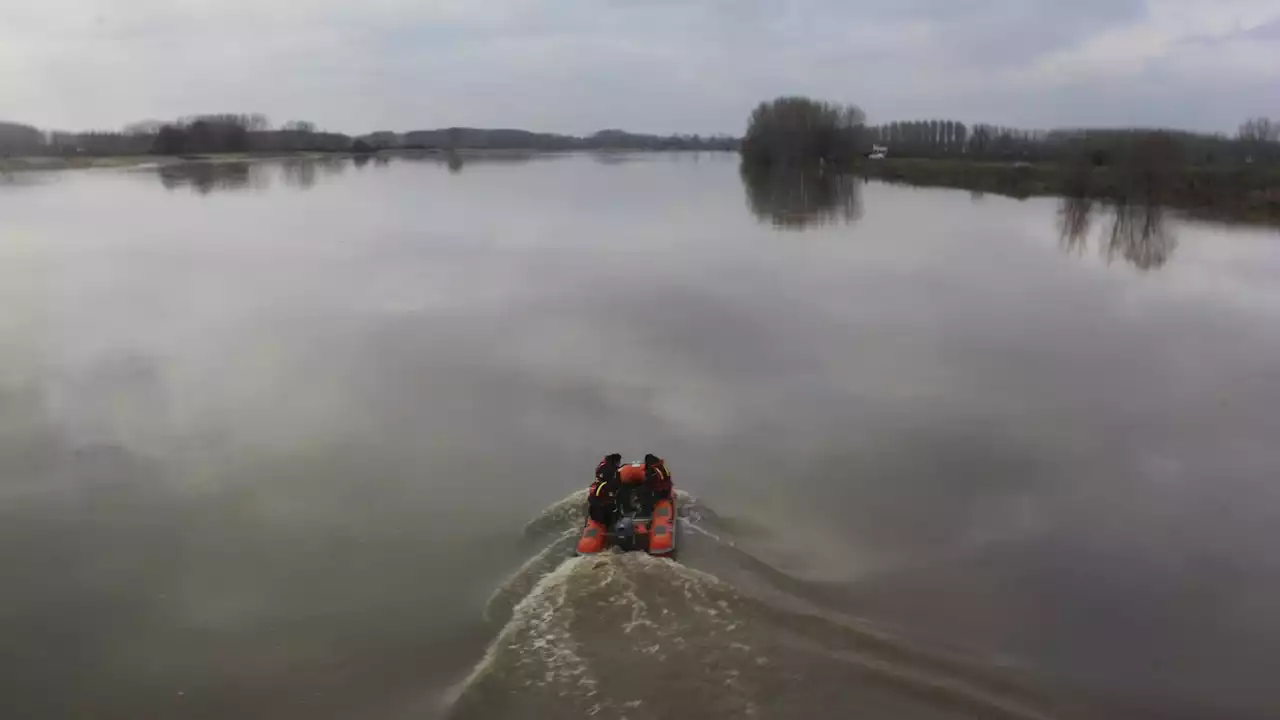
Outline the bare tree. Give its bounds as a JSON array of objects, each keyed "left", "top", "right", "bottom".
[
  {"left": 1238, "top": 117, "right": 1279, "bottom": 143},
  {"left": 969, "top": 124, "right": 992, "bottom": 155},
  {"left": 123, "top": 120, "right": 165, "bottom": 136},
  {"left": 245, "top": 113, "right": 271, "bottom": 132}
]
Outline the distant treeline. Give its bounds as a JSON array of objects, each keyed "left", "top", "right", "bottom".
[
  {"left": 863, "top": 121, "right": 1280, "bottom": 168},
  {"left": 6, "top": 102, "right": 1279, "bottom": 178},
  {"left": 742, "top": 96, "right": 1280, "bottom": 169},
  {"left": 0, "top": 116, "right": 739, "bottom": 157},
  {"left": 369, "top": 127, "right": 739, "bottom": 152}
]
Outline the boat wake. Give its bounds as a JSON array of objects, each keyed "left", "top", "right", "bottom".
[{"left": 447, "top": 490, "right": 1067, "bottom": 720}]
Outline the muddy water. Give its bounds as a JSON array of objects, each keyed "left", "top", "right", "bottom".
[{"left": 1, "top": 154, "right": 1278, "bottom": 719}]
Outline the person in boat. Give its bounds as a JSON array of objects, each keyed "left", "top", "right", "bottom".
[
  {"left": 588, "top": 453, "right": 673, "bottom": 526},
  {"left": 588, "top": 453, "right": 623, "bottom": 526},
  {"left": 643, "top": 453, "right": 673, "bottom": 499}
]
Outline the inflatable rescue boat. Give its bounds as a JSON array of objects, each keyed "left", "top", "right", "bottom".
[{"left": 576, "top": 461, "right": 677, "bottom": 557}]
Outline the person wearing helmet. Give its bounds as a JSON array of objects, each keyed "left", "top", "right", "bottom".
[{"left": 587, "top": 453, "right": 622, "bottom": 526}]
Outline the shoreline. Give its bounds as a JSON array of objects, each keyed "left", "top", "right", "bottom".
[
  {"left": 0, "top": 150, "right": 388, "bottom": 173},
  {"left": 5, "top": 151, "right": 1278, "bottom": 226},
  {"left": 0, "top": 147, "right": 728, "bottom": 174},
  {"left": 854, "top": 157, "right": 1280, "bottom": 225}
]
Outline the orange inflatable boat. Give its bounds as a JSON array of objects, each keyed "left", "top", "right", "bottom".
[{"left": 576, "top": 461, "right": 677, "bottom": 557}]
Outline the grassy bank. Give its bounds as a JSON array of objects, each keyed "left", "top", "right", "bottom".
[{"left": 857, "top": 158, "right": 1280, "bottom": 224}]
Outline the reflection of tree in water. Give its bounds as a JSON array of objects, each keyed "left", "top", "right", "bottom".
[
  {"left": 316, "top": 156, "right": 347, "bottom": 177},
  {"left": 740, "top": 163, "right": 863, "bottom": 230},
  {"left": 389, "top": 151, "right": 543, "bottom": 172},
  {"left": 1058, "top": 195, "right": 1177, "bottom": 270},
  {"left": 279, "top": 159, "right": 319, "bottom": 190},
  {"left": 157, "top": 162, "right": 264, "bottom": 194},
  {"left": 1107, "top": 201, "right": 1176, "bottom": 270},
  {"left": 278, "top": 157, "right": 346, "bottom": 188},
  {"left": 158, "top": 158, "right": 352, "bottom": 193},
  {"left": 1057, "top": 195, "right": 1095, "bottom": 256},
  {"left": 0, "top": 171, "right": 47, "bottom": 189},
  {"left": 591, "top": 153, "right": 627, "bottom": 165}
]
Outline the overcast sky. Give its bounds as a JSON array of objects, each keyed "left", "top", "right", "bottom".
[{"left": 2, "top": 0, "right": 1277, "bottom": 135}]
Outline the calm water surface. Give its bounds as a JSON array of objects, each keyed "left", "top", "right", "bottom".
[{"left": 1, "top": 154, "right": 1278, "bottom": 719}]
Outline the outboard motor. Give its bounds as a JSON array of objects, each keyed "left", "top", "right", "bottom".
[{"left": 613, "top": 517, "right": 638, "bottom": 552}]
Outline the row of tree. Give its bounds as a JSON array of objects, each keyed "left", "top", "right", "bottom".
[
  {"left": 0, "top": 116, "right": 346, "bottom": 156},
  {"left": 150, "top": 118, "right": 351, "bottom": 155},
  {"left": 0, "top": 121, "right": 47, "bottom": 155},
  {"left": 1238, "top": 117, "right": 1280, "bottom": 143},
  {"left": 865, "top": 120, "right": 971, "bottom": 155},
  {"left": 1, "top": 116, "right": 739, "bottom": 156},
  {"left": 741, "top": 96, "right": 1280, "bottom": 169},
  {"left": 873, "top": 120, "right": 1280, "bottom": 166},
  {"left": 864, "top": 121, "right": 1070, "bottom": 159},
  {"left": 7, "top": 104, "right": 1279, "bottom": 165},
  {"left": 362, "top": 127, "right": 738, "bottom": 152}
]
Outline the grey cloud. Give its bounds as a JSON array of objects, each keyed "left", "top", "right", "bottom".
[
  {"left": 1244, "top": 17, "right": 1280, "bottom": 39},
  {"left": 1, "top": 0, "right": 1276, "bottom": 134},
  {"left": 926, "top": 0, "right": 1148, "bottom": 67},
  {"left": 1179, "top": 15, "right": 1280, "bottom": 46}
]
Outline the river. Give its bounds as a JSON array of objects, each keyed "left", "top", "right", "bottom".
[{"left": 1, "top": 153, "right": 1278, "bottom": 719}]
